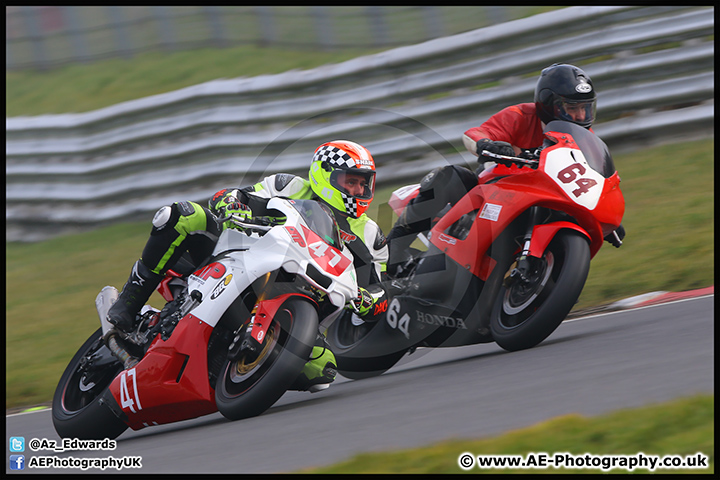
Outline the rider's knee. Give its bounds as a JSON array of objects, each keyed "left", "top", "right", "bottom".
[
  {"left": 416, "top": 165, "right": 476, "bottom": 205},
  {"left": 152, "top": 205, "right": 173, "bottom": 230},
  {"left": 154, "top": 201, "right": 207, "bottom": 236},
  {"left": 418, "top": 166, "right": 446, "bottom": 195}
]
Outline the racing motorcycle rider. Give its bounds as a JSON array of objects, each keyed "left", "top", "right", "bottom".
[
  {"left": 106, "top": 140, "right": 390, "bottom": 392},
  {"left": 386, "top": 63, "right": 624, "bottom": 271},
  {"left": 463, "top": 62, "right": 597, "bottom": 164}
]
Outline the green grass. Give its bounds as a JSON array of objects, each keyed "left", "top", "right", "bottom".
[
  {"left": 6, "top": 8, "right": 569, "bottom": 117},
  {"left": 5, "top": 45, "right": 385, "bottom": 116},
  {"left": 299, "top": 394, "right": 713, "bottom": 474},
  {"left": 574, "top": 139, "right": 714, "bottom": 309},
  {"left": 594, "top": 145, "right": 712, "bottom": 303}
]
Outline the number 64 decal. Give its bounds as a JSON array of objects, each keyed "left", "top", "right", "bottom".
[
  {"left": 557, "top": 163, "right": 597, "bottom": 197},
  {"left": 387, "top": 298, "right": 410, "bottom": 339},
  {"left": 119, "top": 368, "right": 142, "bottom": 413}
]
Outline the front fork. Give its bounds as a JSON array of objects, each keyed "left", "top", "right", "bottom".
[
  {"left": 226, "top": 293, "right": 317, "bottom": 362},
  {"left": 504, "top": 207, "right": 542, "bottom": 288}
]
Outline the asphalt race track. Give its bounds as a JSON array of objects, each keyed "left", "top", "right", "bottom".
[{"left": 6, "top": 295, "right": 713, "bottom": 474}]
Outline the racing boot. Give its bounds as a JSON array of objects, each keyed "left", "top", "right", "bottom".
[
  {"left": 107, "top": 260, "right": 164, "bottom": 334},
  {"left": 289, "top": 332, "right": 337, "bottom": 393}
]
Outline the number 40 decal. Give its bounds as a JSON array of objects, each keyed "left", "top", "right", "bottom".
[
  {"left": 557, "top": 163, "right": 597, "bottom": 197},
  {"left": 119, "top": 368, "right": 142, "bottom": 413}
]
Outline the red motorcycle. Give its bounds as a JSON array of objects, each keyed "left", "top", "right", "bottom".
[
  {"left": 53, "top": 199, "right": 357, "bottom": 439},
  {"left": 325, "top": 120, "right": 625, "bottom": 377}
]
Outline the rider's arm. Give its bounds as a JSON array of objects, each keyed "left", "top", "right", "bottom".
[
  {"left": 363, "top": 219, "right": 389, "bottom": 284},
  {"left": 463, "top": 127, "right": 494, "bottom": 156},
  {"left": 346, "top": 219, "right": 390, "bottom": 318},
  {"left": 242, "top": 173, "right": 312, "bottom": 199},
  {"left": 464, "top": 104, "right": 545, "bottom": 157},
  {"left": 208, "top": 174, "right": 313, "bottom": 223}
]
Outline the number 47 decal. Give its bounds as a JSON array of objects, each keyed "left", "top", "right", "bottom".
[
  {"left": 119, "top": 368, "right": 142, "bottom": 413},
  {"left": 309, "top": 241, "right": 344, "bottom": 267}
]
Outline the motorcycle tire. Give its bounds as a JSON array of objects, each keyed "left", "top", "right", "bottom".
[
  {"left": 215, "top": 297, "right": 316, "bottom": 421},
  {"left": 325, "top": 311, "right": 406, "bottom": 380},
  {"left": 52, "top": 328, "right": 128, "bottom": 440},
  {"left": 490, "top": 230, "right": 591, "bottom": 352}
]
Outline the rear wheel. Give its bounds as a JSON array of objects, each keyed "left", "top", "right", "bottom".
[
  {"left": 215, "top": 298, "right": 317, "bottom": 420},
  {"left": 491, "top": 230, "right": 590, "bottom": 351},
  {"left": 52, "top": 328, "right": 128, "bottom": 439}
]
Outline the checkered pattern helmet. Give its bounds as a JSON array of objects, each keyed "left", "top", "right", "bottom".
[{"left": 309, "top": 140, "right": 376, "bottom": 218}]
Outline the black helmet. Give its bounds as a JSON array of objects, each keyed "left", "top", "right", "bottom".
[{"left": 534, "top": 63, "right": 597, "bottom": 128}]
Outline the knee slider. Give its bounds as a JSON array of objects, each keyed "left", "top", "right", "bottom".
[
  {"left": 419, "top": 166, "right": 447, "bottom": 193},
  {"left": 420, "top": 165, "right": 475, "bottom": 191},
  {"left": 152, "top": 205, "right": 173, "bottom": 229},
  {"left": 418, "top": 165, "right": 475, "bottom": 206}
]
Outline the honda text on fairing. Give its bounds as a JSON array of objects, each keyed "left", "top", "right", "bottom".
[
  {"left": 325, "top": 121, "right": 625, "bottom": 378},
  {"left": 53, "top": 199, "right": 357, "bottom": 439}
]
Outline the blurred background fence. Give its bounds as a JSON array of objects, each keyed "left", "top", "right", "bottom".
[
  {"left": 5, "top": 5, "right": 714, "bottom": 242},
  {"left": 6, "top": 6, "right": 555, "bottom": 70}
]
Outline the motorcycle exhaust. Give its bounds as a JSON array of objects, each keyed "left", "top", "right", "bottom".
[
  {"left": 103, "top": 331, "right": 139, "bottom": 370},
  {"left": 96, "top": 285, "right": 140, "bottom": 369}
]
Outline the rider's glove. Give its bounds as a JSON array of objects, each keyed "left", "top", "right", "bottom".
[
  {"left": 347, "top": 286, "right": 375, "bottom": 316},
  {"left": 209, "top": 188, "right": 240, "bottom": 216},
  {"left": 225, "top": 202, "right": 252, "bottom": 220},
  {"left": 209, "top": 188, "right": 252, "bottom": 225},
  {"left": 604, "top": 224, "right": 626, "bottom": 248},
  {"left": 224, "top": 202, "right": 253, "bottom": 230},
  {"left": 476, "top": 138, "right": 516, "bottom": 158}
]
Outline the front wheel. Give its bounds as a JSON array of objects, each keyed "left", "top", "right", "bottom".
[
  {"left": 52, "top": 328, "right": 128, "bottom": 439},
  {"left": 215, "top": 298, "right": 317, "bottom": 421},
  {"left": 491, "top": 230, "right": 590, "bottom": 352}
]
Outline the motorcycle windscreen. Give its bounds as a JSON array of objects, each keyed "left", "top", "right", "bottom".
[
  {"left": 544, "top": 120, "right": 616, "bottom": 178},
  {"left": 289, "top": 199, "right": 344, "bottom": 249}
]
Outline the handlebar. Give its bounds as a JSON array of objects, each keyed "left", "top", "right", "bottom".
[
  {"left": 216, "top": 214, "right": 274, "bottom": 234},
  {"left": 481, "top": 150, "right": 539, "bottom": 168}
]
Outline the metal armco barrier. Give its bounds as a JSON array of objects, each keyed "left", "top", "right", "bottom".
[{"left": 6, "top": 6, "right": 714, "bottom": 242}]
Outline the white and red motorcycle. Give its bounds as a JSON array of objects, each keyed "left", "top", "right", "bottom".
[{"left": 53, "top": 198, "right": 357, "bottom": 439}]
